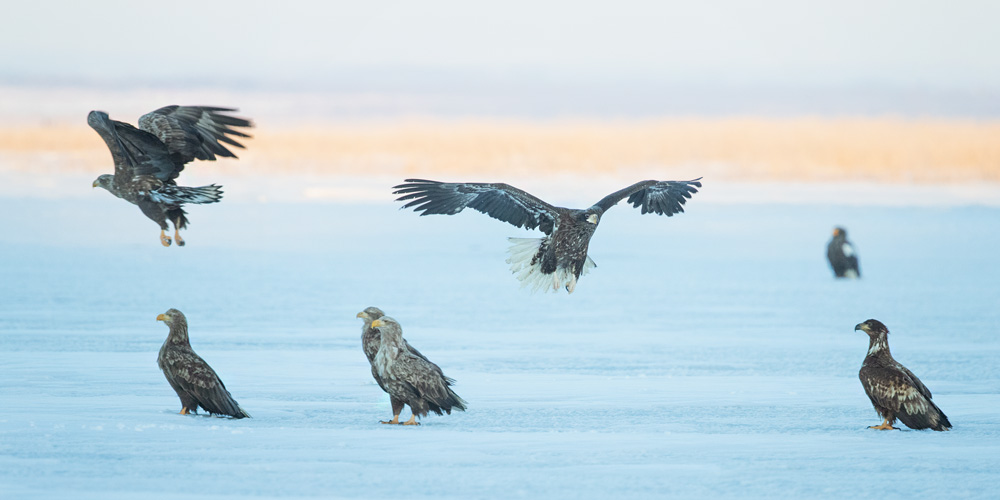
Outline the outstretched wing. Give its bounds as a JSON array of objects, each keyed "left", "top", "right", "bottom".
[
  {"left": 161, "top": 348, "right": 248, "bottom": 418},
  {"left": 393, "top": 179, "right": 560, "bottom": 234},
  {"left": 138, "top": 105, "right": 253, "bottom": 177},
  {"left": 87, "top": 110, "right": 176, "bottom": 190},
  {"left": 590, "top": 178, "right": 702, "bottom": 215}
]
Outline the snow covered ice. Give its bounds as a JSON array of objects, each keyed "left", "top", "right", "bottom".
[{"left": 1, "top": 180, "right": 999, "bottom": 499}]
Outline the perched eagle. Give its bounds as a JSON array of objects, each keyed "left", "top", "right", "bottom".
[
  {"left": 393, "top": 178, "right": 702, "bottom": 293},
  {"left": 827, "top": 227, "right": 860, "bottom": 278},
  {"left": 856, "top": 319, "right": 950, "bottom": 431},
  {"left": 156, "top": 308, "right": 250, "bottom": 419},
  {"left": 356, "top": 306, "right": 433, "bottom": 424},
  {"left": 371, "top": 316, "right": 467, "bottom": 425},
  {"left": 89, "top": 105, "right": 253, "bottom": 246}
]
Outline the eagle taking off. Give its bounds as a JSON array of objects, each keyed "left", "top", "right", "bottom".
[
  {"left": 827, "top": 227, "right": 860, "bottom": 278},
  {"left": 856, "top": 319, "right": 950, "bottom": 431},
  {"left": 370, "top": 316, "right": 466, "bottom": 425},
  {"left": 89, "top": 105, "right": 253, "bottom": 246},
  {"left": 157, "top": 308, "right": 250, "bottom": 419},
  {"left": 357, "top": 306, "right": 434, "bottom": 424},
  {"left": 393, "top": 178, "right": 701, "bottom": 293}
]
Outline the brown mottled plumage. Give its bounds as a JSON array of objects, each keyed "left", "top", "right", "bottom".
[
  {"left": 156, "top": 308, "right": 250, "bottom": 419},
  {"left": 393, "top": 178, "right": 701, "bottom": 293},
  {"left": 356, "top": 306, "right": 432, "bottom": 424},
  {"left": 90, "top": 106, "right": 253, "bottom": 246},
  {"left": 371, "top": 316, "right": 466, "bottom": 425},
  {"left": 856, "top": 319, "right": 950, "bottom": 431}
]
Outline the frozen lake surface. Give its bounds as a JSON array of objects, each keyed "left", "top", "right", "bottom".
[{"left": 1, "top": 182, "right": 999, "bottom": 498}]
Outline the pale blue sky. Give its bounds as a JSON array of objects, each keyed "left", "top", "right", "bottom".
[{"left": 2, "top": 1, "right": 997, "bottom": 116}]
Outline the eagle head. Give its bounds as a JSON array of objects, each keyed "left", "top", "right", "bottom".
[
  {"left": 855, "top": 319, "right": 888, "bottom": 336},
  {"left": 156, "top": 308, "right": 186, "bottom": 326},
  {"left": 357, "top": 306, "right": 385, "bottom": 321},
  {"left": 582, "top": 212, "right": 599, "bottom": 225},
  {"left": 833, "top": 227, "right": 846, "bottom": 237},
  {"left": 93, "top": 174, "right": 114, "bottom": 191}
]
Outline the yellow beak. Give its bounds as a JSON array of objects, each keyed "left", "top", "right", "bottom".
[
  {"left": 156, "top": 314, "right": 166, "bottom": 321},
  {"left": 356, "top": 312, "right": 366, "bottom": 319},
  {"left": 371, "top": 319, "right": 384, "bottom": 328},
  {"left": 92, "top": 180, "right": 98, "bottom": 188}
]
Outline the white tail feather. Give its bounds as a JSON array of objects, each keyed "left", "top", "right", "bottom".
[
  {"left": 506, "top": 237, "right": 595, "bottom": 294},
  {"left": 149, "top": 184, "right": 223, "bottom": 205}
]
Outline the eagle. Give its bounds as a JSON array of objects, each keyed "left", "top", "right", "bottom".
[
  {"left": 356, "top": 306, "right": 433, "bottom": 424},
  {"left": 393, "top": 178, "right": 702, "bottom": 293},
  {"left": 156, "top": 308, "right": 251, "bottom": 419},
  {"left": 827, "top": 227, "right": 860, "bottom": 278},
  {"left": 370, "top": 316, "right": 467, "bottom": 425},
  {"left": 855, "top": 319, "right": 950, "bottom": 431},
  {"left": 89, "top": 105, "right": 253, "bottom": 247}
]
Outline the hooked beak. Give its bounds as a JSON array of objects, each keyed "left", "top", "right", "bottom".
[
  {"left": 356, "top": 312, "right": 366, "bottom": 319},
  {"left": 371, "top": 319, "right": 384, "bottom": 328},
  {"left": 854, "top": 322, "right": 867, "bottom": 332},
  {"left": 156, "top": 314, "right": 167, "bottom": 322},
  {"left": 586, "top": 214, "right": 598, "bottom": 224},
  {"left": 92, "top": 180, "right": 99, "bottom": 188}
]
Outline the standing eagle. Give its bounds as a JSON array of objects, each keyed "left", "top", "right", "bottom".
[
  {"left": 356, "top": 306, "right": 432, "bottom": 424},
  {"left": 89, "top": 105, "right": 253, "bottom": 246},
  {"left": 156, "top": 308, "right": 250, "bottom": 419},
  {"left": 371, "top": 316, "right": 467, "bottom": 425},
  {"left": 856, "top": 319, "right": 950, "bottom": 431},
  {"left": 393, "top": 178, "right": 702, "bottom": 293},
  {"left": 827, "top": 227, "right": 860, "bottom": 278}
]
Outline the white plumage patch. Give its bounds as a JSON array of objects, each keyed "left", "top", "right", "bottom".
[
  {"left": 506, "top": 237, "right": 596, "bottom": 294},
  {"left": 149, "top": 184, "right": 223, "bottom": 205},
  {"left": 842, "top": 243, "right": 854, "bottom": 257}
]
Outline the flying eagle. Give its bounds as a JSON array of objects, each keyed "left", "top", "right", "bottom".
[
  {"left": 156, "top": 308, "right": 251, "bottom": 419},
  {"left": 856, "top": 319, "right": 950, "bottom": 431},
  {"left": 393, "top": 178, "right": 702, "bottom": 293},
  {"left": 89, "top": 105, "right": 253, "bottom": 246},
  {"left": 356, "top": 306, "right": 433, "bottom": 424},
  {"left": 370, "top": 316, "right": 467, "bottom": 425},
  {"left": 827, "top": 227, "right": 860, "bottom": 278}
]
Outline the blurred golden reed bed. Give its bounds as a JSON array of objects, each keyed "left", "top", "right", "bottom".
[{"left": 3, "top": 118, "right": 998, "bottom": 183}]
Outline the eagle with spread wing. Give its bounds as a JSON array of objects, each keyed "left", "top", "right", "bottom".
[
  {"left": 356, "top": 306, "right": 434, "bottom": 424},
  {"left": 856, "top": 319, "right": 950, "bottom": 431},
  {"left": 156, "top": 308, "right": 250, "bottom": 419},
  {"left": 371, "top": 316, "right": 466, "bottom": 425},
  {"left": 89, "top": 105, "right": 253, "bottom": 246},
  {"left": 393, "top": 178, "right": 702, "bottom": 293}
]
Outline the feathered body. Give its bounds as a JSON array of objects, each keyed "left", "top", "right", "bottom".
[
  {"left": 393, "top": 178, "right": 701, "bottom": 293},
  {"left": 156, "top": 308, "right": 250, "bottom": 419},
  {"left": 371, "top": 317, "right": 466, "bottom": 425},
  {"left": 827, "top": 227, "right": 860, "bottom": 278},
  {"left": 89, "top": 106, "right": 253, "bottom": 246},
  {"left": 856, "top": 319, "right": 950, "bottom": 431},
  {"left": 356, "top": 307, "right": 432, "bottom": 423}
]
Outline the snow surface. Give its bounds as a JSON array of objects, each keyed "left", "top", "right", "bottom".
[{"left": 2, "top": 184, "right": 999, "bottom": 499}]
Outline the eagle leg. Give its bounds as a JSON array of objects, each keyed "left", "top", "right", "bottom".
[
  {"left": 179, "top": 407, "right": 190, "bottom": 415},
  {"left": 402, "top": 414, "right": 420, "bottom": 426},
  {"left": 867, "top": 418, "right": 896, "bottom": 430},
  {"left": 160, "top": 230, "right": 172, "bottom": 247},
  {"left": 380, "top": 415, "right": 401, "bottom": 425},
  {"left": 174, "top": 227, "right": 185, "bottom": 247}
]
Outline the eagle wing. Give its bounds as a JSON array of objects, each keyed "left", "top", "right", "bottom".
[
  {"left": 393, "top": 179, "right": 560, "bottom": 234},
  {"left": 590, "top": 178, "right": 702, "bottom": 215},
  {"left": 397, "top": 354, "right": 467, "bottom": 413},
  {"left": 87, "top": 110, "right": 176, "bottom": 190},
  {"left": 159, "top": 347, "right": 248, "bottom": 418},
  {"left": 138, "top": 105, "right": 253, "bottom": 178}
]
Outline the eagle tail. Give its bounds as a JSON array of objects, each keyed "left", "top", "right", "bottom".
[
  {"left": 150, "top": 184, "right": 224, "bottom": 205},
  {"left": 506, "top": 238, "right": 596, "bottom": 294},
  {"left": 898, "top": 398, "right": 951, "bottom": 431}
]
